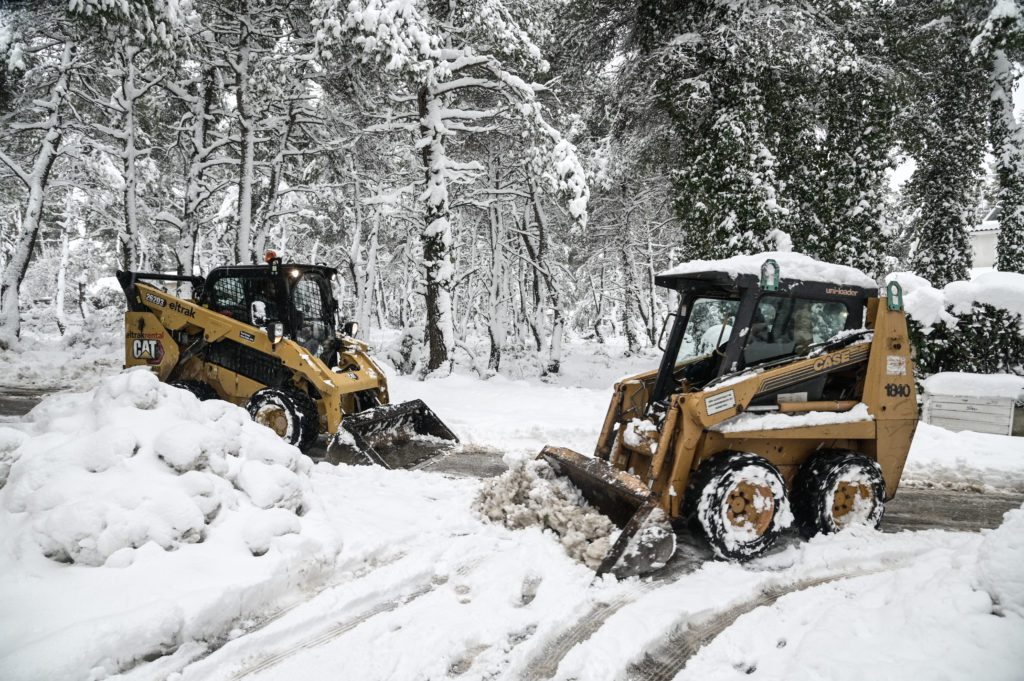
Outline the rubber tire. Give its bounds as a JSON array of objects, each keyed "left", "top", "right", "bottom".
[
  {"left": 246, "top": 388, "right": 320, "bottom": 452},
  {"left": 792, "top": 449, "right": 885, "bottom": 538},
  {"left": 170, "top": 380, "right": 218, "bottom": 401},
  {"left": 683, "top": 452, "right": 790, "bottom": 561}
]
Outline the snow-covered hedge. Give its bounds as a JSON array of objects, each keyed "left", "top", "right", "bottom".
[
  {"left": 888, "top": 271, "right": 1024, "bottom": 378},
  {"left": 0, "top": 369, "right": 318, "bottom": 566}
]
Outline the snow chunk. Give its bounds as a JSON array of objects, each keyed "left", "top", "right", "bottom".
[
  {"left": 622, "top": 418, "right": 658, "bottom": 454},
  {"left": 473, "top": 458, "right": 617, "bottom": 569},
  {"left": 660, "top": 251, "right": 877, "bottom": 288}
]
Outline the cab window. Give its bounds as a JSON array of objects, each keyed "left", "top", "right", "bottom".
[
  {"left": 209, "top": 275, "right": 282, "bottom": 326},
  {"left": 679, "top": 298, "right": 740, "bottom": 362},
  {"left": 292, "top": 273, "right": 331, "bottom": 352},
  {"left": 743, "top": 296, "right": 849, "bottom": 366}
]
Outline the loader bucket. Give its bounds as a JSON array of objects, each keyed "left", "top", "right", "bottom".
[
  {"left": 539, "top": 446, "right": 676, "bottom": 578},
  {"left": 329, "top": 399, "right": 459, "bottom": 469}
]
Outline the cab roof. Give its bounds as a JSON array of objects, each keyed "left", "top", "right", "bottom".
[
  {"left": 655, "top": 251, "right": 878, "bottom": 298},
  {"left": 208, "top": 263, "right": 338, "bottom": 278}
]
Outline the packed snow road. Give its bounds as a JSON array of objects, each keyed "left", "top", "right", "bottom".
[{"left": 2, "top": 371, "right": 1024, "bottom": 681}]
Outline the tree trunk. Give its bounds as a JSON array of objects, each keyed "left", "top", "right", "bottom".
[
  {"left": 176, "top": 68, "right": 216, "bottom": 288},
  {"left": 54, "top": 194, "right": 73, "bottom": 336},
  {"left": 253, "top": 97, "right": 299, "bottom": 258},
  {"left": 234, "top": 0, "right": 255, "bottom": 264},
  {"left": 118, "top": 42, "right": 141, "bottom": 270},
  {"left": 418, "top": 85, "right": 455, "bottom": 373},
  {"left": 990, "top": 48, "right": 1024, "bottom": 273},
  {"left": 526, "top": 173, "right": 565, "bottom": 374},
  {"left": 0, "top": 42, "right": 72, "bottom": 348}
]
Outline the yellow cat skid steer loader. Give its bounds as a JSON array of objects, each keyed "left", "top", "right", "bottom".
[
  {"left": 536, "top": 254, "right": 918, "bottom": 578},
  {"left": 116, "top": 255, "right": 457, "bottom": 467}
]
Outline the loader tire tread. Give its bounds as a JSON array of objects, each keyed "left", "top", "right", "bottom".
[
  {"left": 247, "top": 387, "right": 320, "bottom": 452},
  {"left": 170, "top": 380, "right": 218, "bottom": 401},
  {"left": 792, "top": 449, "right": 885, "bottom": 538},
  {"left": 682, "top": 451, "right": 789, "bottom": 562}
]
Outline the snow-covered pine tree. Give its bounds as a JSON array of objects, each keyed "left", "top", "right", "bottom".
[
  {"left": 899, "top": 1, "right": 988, "bottom": 287},
  {"left": 975, "top": 0, "right": 1024, "bottom": 274}
]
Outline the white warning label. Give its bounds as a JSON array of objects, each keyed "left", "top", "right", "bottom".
[
  {"left": 705, "top": 390, "right": 737, "bottom": 416},
  {"left": 886, "top": 355, "right": 907, "bottom": 376}
]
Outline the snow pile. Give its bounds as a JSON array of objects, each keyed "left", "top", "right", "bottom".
[
  {"left": 887, "top": 270, "right": 1024, "bottom": 331},
  {"left": 473, "top": 457, "right": 618, "bottom": 569},
  {"left": 923, "top": 372, "right": 1024, "bottom": 400},
  {"left": 903, "top": 422, "right": 1024, "bottom": 491},
  {"left": 977, "top": 506, "right": 1024, "bottom": 618},
  {"left": 1, "top": 369, "right": 315, "bottom": 566},
  {"left": 0, "top": 370, "right": 342, "bottom": 680},
  {"left": 660, "top": 251, "right": 877, "bottom": 288},
  {"left": 711, "top": 402, "right": 873, "bottom": 433}
]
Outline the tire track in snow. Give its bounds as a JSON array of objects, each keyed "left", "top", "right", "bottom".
[
  {"left": 516, "top": 590, "right": 647, "bottom": 681},
  {"left": 514, "top": 536, "right": 711, "bottom": 681},
  {"left": 229, "top": 559, "right": 482, "bottom": 680},
  {"left": 622, "top": 564, "right": 906, "bottom": 681}
]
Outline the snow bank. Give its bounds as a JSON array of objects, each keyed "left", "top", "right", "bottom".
[
  {"left": 923, "top": 372, "right": 1024, "bottom": 400},
  {"left": 659, "top": 251, "right": 877, "bottom": 288},
  {"left": 903, "top": 422, "right": 1024, "bottom": 492},
  {"left": 473, "top": 457, "right": 617, "bottom": 569},
  {"left": 711, "top": 403, "right": 872, "bottom": 433},
  {"left": 0, "top": 369, "right": 342, "bottom": 680},
  {"left": 977, "top": 506, "right": 1024, "bottom": 618}
]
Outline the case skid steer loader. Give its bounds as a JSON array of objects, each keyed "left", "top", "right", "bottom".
[
  {"left": 116, "top": 254, "right": 457, "bottom": 467},
  {"left": 538, "top": 254, "right": 918, "bottom": 578}
]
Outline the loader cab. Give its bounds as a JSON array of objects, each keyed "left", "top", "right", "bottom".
[
  {"left": 202, "top": 262, "right": 341, "bottom": 355},
  {"left": 650, "top": 263, "right": 873, "bottom": 405}
]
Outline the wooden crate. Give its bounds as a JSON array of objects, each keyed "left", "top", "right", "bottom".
[{"left": 922, "top": 394, "right": 1016, "bottom": 436}]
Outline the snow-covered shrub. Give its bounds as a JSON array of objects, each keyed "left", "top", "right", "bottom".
[
  {"left": 0, "top": 369, "right": 320, "bottom": 566},
  {"left": 888, "top": 272, "right": 1024, "bottom": 378},
  {"left": 86, "top": 276, "right": 123, "bottom": 311},
  {"left": 386, "top": 326, "right": 423, "bottom": 375}
]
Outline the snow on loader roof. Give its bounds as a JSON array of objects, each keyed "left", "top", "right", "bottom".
[{"left": 658, "top": 251, "right": 878, "bottom": 289}]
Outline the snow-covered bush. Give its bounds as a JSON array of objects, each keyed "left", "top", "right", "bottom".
[
  {"left": 0, "top": 369, "right": 319, "bottom": 566},
  {"left": 86, "top": 276, "right": 123, "bottom": 312},
  {"left": 888, "top": 271, "right": 1024, "bottom": 378},
  {"left": 386, "top": 326, "right": 423, "bottom": 375}
]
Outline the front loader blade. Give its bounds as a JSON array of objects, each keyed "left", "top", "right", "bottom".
[
  {"left": 539, "top": 446, "right": 676, "bottom": 578},
  {"left": 329, "top": 399, "right": 459, "bottom": 469}
]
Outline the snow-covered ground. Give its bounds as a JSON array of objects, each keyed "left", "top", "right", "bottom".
[{"left": 1, "top": 332, "right": 1023, "bottom": 681}]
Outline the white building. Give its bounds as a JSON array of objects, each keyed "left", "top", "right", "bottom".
[{"left": 971, "top": 206, "right": 1000, "bottom": 269}]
